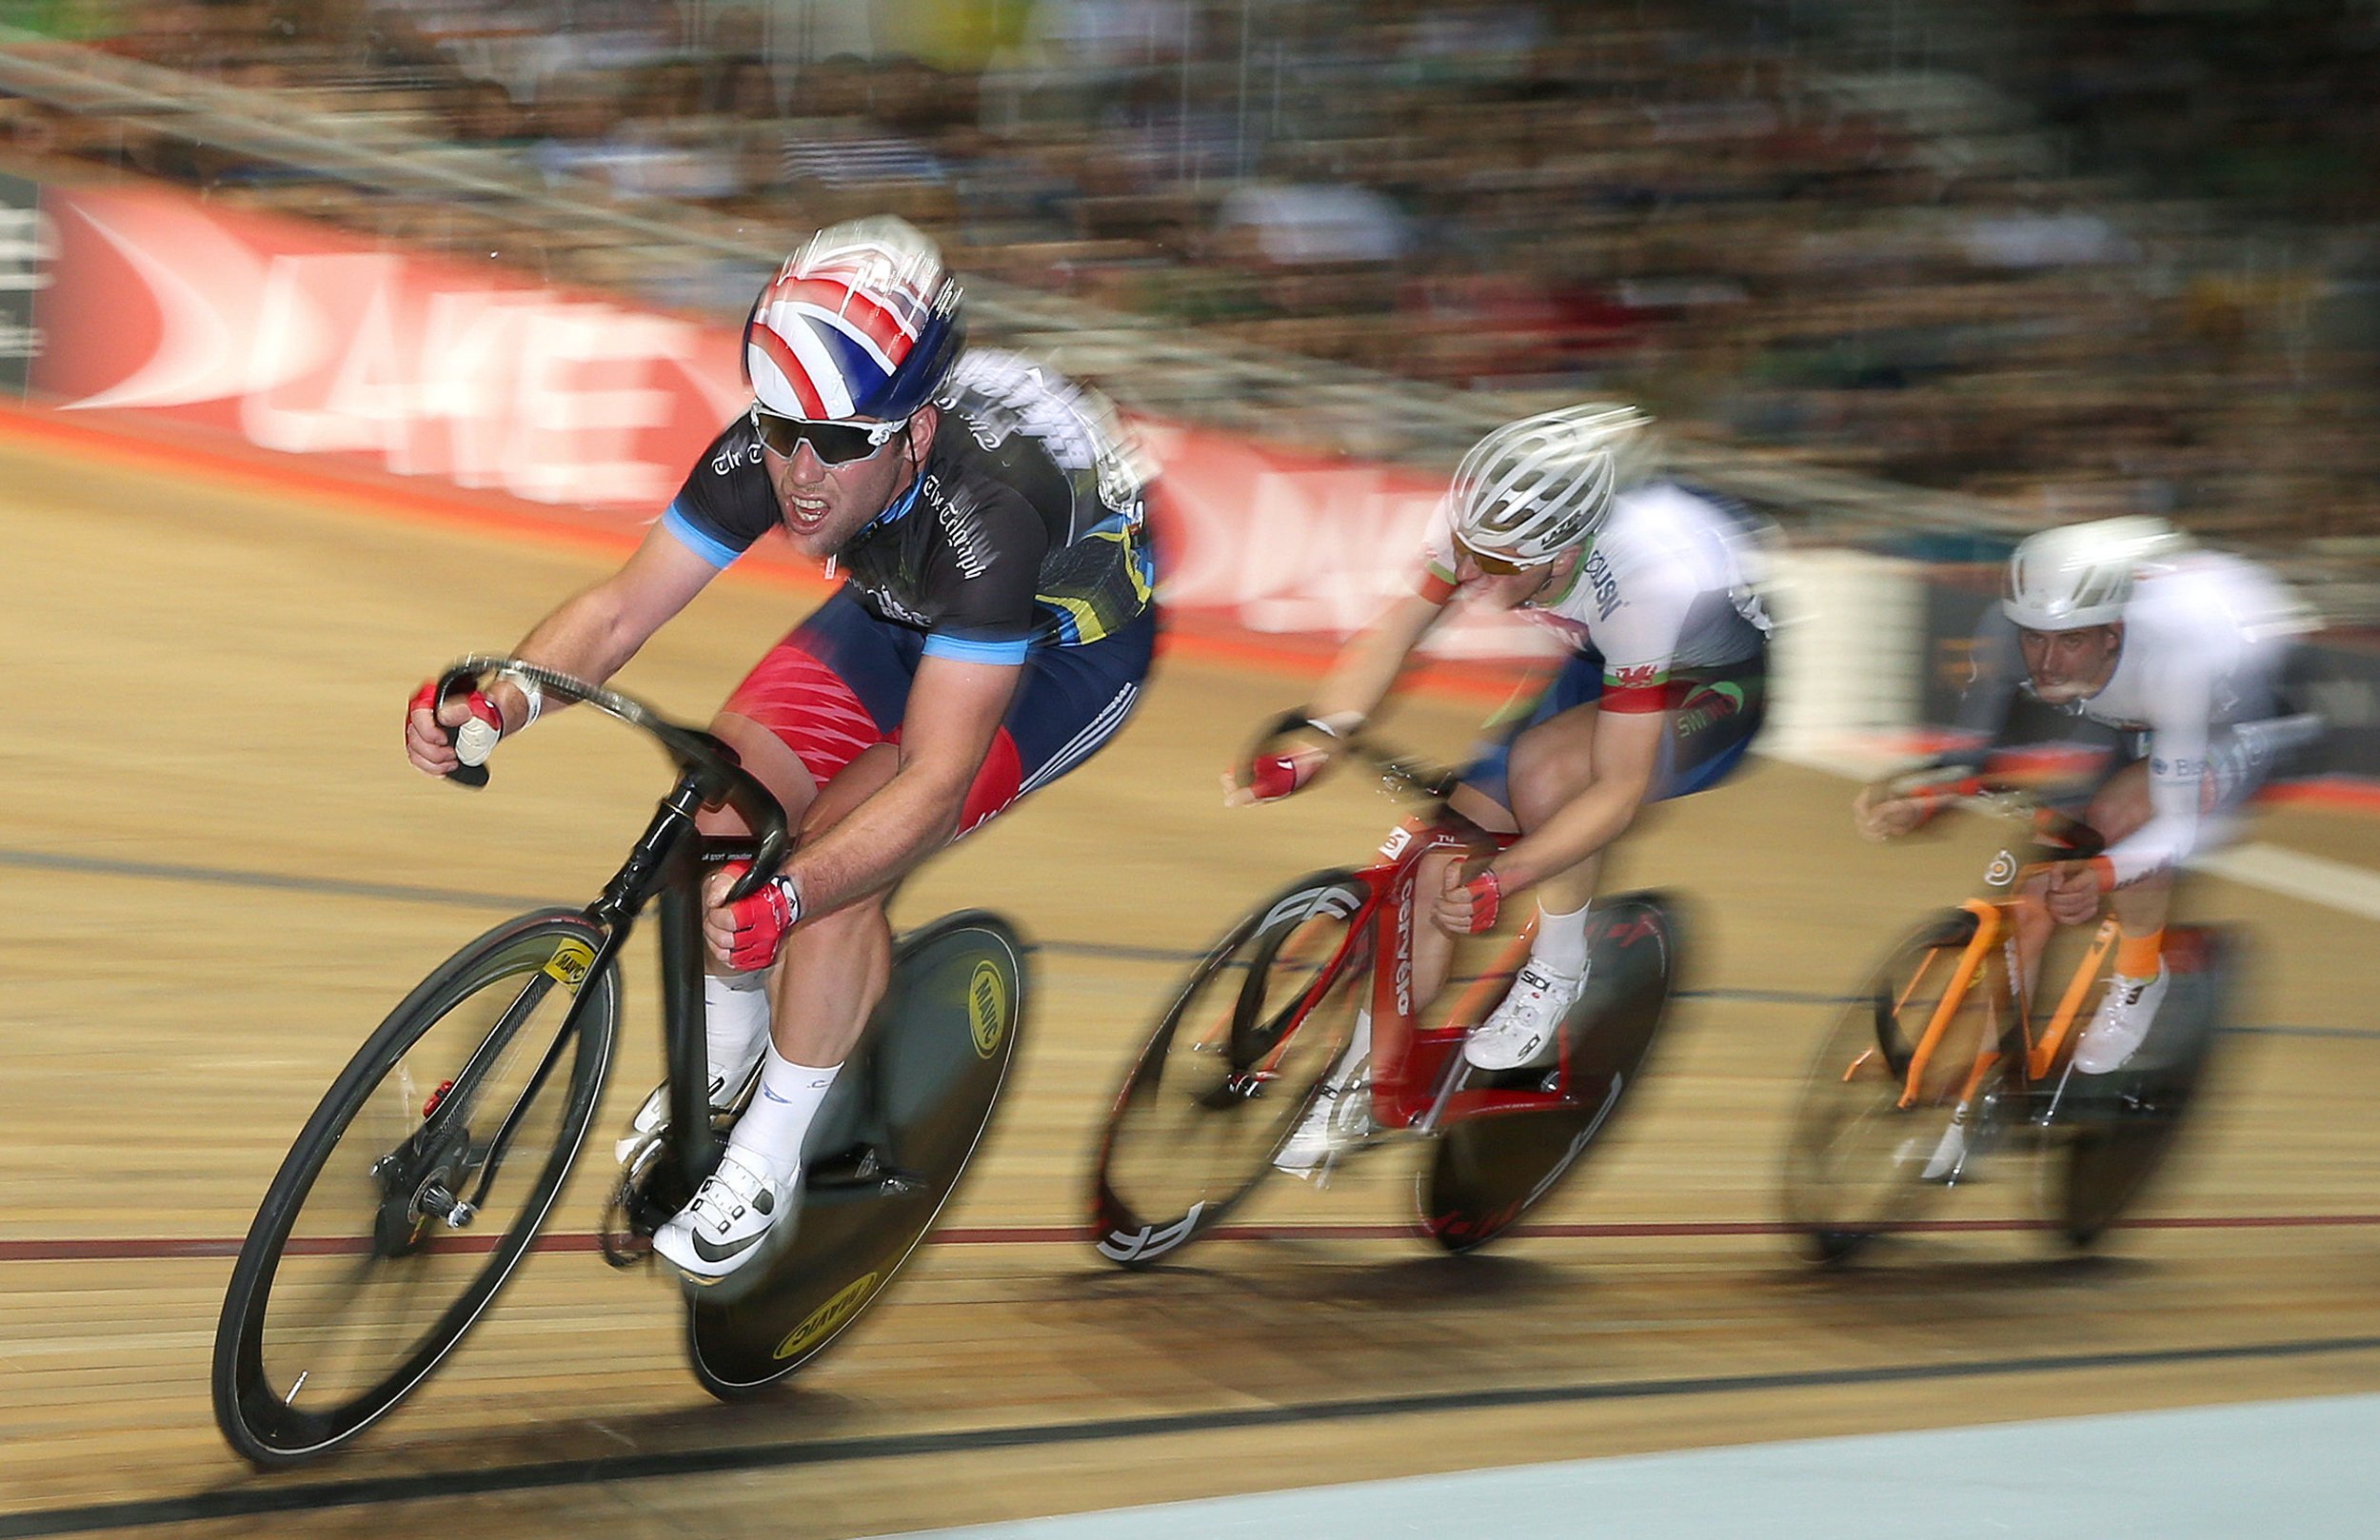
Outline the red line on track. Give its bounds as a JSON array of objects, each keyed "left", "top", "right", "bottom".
[{"left": 8, "top": 1213, "right": 2380, "bottom": 1264}]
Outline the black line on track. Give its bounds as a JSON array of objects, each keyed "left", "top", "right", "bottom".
[
  {"left": 8, "top": 1333, "right": 2380, "bottom": 1537},
  {"left": 11, "top": 845, "right": 2380, "bottom": 1037}
]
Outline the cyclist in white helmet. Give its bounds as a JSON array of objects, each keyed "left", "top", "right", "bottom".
[
  {"left": 1857, "top": 516, "right": 2315, "bottom": 1116},
  {"left": 1231, "top": 404, "right": 1776, "bottom": 1172}
]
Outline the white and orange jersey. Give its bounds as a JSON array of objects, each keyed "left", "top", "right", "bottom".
[
  {"left": 1418, "top": 480, "right": 1772, "bottom": 713},
  {"left": 2069, "top": 550, "right": 2308, "bottom": 883}
]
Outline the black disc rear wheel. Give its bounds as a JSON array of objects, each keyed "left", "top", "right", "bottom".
[
  {"left": 684, "top": 911, "right": 1028, "bottom": 1397},
  {"left": 1090, "top": 871, "right": 1369, "bottom": 1267},
  {"left": 211, "top": 909, "right": 618, "bottom": 1466},
  {"left": 1421, "top": 893, "right": 1679, "bottom": 1253},
  {"left": 2058, "top": 926, "right": 2229, "bottom": 1247}
]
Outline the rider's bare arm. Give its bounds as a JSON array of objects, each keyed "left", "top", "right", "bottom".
[
  {"left": 497, "top": 527, "right": 721, "bottom": 718},
  {"left": 777, "top": 654, "right": 1024, "bottom": 917},
  {"left": 1309, "top": 590, "right": 1449, "bottom": 726},
  {"left": 1488, "top": 705, "right": 1666, "bottom": 892},
  {"left": 406, "top": 526, "right": 719, "bottom": 776},
  {"left": 1225, "top": 589, "right": 1448, "bottom": 806}
]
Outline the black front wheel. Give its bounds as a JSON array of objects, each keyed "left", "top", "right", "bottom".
[
  {"left": 1090, "top": 870, "right": 1370, "bottom": 1268},
  {"left": 211, "top": 909, "right": 619, "bottom": 1466},
  {"left": 1780, "top": 909, "right": 1985, "bottom": 1264}
]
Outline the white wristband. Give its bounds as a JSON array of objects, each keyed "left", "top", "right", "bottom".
[
  {"left": 1306, "top": 711, "right": 1363, "bottom": 740},
  {"left": 496, "top": 667, "right": 545, "bottom": 730}
]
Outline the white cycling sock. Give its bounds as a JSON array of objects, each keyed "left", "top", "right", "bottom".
[
  {"left": 1527, "top": 898, "right": 1594, "bottom": 978},
  {"left": 704, "top": 972, "right": 772, "bottom": 1090},
  {"left": 724, "top": 1045, "right": 840, "bottom": 1182}
]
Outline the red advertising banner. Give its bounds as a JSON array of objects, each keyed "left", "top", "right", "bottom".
[
  {"left": 30, "top": 178, "right": 1536, "bottom": 661},
  {"left": 34, "top": 184, "right": 743, "bottom": 510}
]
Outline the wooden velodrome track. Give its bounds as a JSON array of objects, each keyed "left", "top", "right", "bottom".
[{"left": 4, "top": 416, "right": 2379, "bottom": 1539}]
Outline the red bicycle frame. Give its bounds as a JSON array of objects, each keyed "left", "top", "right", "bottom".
[{"left": 1269, "top": 812, "right": 1606, "bottom": 1136}]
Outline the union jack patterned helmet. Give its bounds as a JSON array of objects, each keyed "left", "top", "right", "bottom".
[
  {"left": 1449, "top": 403, "right": 1654, "bottom": 567},
  {"left": 744, "top": 216, "right": 966, "bottom": 424}
]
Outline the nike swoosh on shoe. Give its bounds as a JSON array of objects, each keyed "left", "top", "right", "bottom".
[{"left": 691, "top": 1229, "right": 765, "bottom": 1265}]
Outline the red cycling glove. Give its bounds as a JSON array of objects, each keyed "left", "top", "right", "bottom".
[
  {"left": 1245, "top": 750, "right": 1321, "bottom": 803},
  {"left": 715, "top": 860, "right": 804, "bottom": 970},
  {"left": 409, "top": 679, "right": 505, "bottom": 765},
  {"left": 1451, "top": 866, "right": 1502, "bottom": 935}
]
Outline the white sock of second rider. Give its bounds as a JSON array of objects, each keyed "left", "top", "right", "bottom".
[{"left": 1527, "top": 898, "right": 1594, "bottom": 979}]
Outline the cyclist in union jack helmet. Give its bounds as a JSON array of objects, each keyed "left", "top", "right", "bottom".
[
  {"left": 1231, "top": 403, "right": 1776, "bottom": 1174},
  {"left": 407, "top": 216, "right": 1160, "bottom": 1287}
]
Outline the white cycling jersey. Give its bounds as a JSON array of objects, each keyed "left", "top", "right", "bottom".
[
  {"left": 2062, "top": 549, "right": 2307, "bottom": 884},
  {"left": 1420, "top": 480, "right": 1771, "bottom": 714}
]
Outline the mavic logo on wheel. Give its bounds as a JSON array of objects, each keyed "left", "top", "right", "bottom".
[
  {"left": 773, "top": 1271, "right": 882, "bottom": 1360},
  {"left": 1259, "top": 887, "right": 1358, "bottom": 933},
  {"left": 1097, "top": 1203, "right": 1206, "bottom": 1263},
  {"left": 542, "top": 940, "right": 595, "bottom": 989},
  {"left": 967, "top": 960, "right": 1007, "bottom": 1058}
]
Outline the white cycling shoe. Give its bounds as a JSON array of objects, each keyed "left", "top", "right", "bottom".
[
  {"left": 1917, "top": 1118, "right": 1970, "bottom": 1182},
  {"left": 2072, "top": 966, "right": 2169, "bottom": 1075},
  {"left": 1463, "top": 959, "right": 1587, "bottom": 1071},
  {"left": 653, "top": 1149, "right": 800, "bottom": 1288},
  {"left": 1274, "top": 1058, "right": 1377, "bottom": 1177}
]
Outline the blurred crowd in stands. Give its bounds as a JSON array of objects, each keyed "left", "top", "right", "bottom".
[{"left": 3, "top": 0, "right": 2375, "bottom": 549}]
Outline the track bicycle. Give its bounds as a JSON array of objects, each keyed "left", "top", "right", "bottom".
[
  {"left": 212, "top": 658, "right": 1028, "bottom": 1465},
  {"left": 1090, "top": 717, "right": 1681, "bottom": 1264},
  {"left": 1780, "top": 781, "right": 2231, "bottom": 1264}
]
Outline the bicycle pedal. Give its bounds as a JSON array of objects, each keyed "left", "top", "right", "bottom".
[
  {"left": 597, "top": 1214, "right": 656, "bottom": 1270},
  {"left": 805, "top": 1144, "right": 931, "bottom": 1195},
  {"left": 601, "top": 1135, "right": 690, "bottom": 1266}
]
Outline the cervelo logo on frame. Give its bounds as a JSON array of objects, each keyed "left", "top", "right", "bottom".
[{"left": 1259, "top": 884, "right": 1359, "bottom": 934}]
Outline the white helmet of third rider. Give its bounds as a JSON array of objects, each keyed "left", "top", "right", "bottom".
[
  {"left": 1450, "top": 403, "right": 1654, "bottom": 567},
  {"left": 2001, "top": 516, "right": 2187, "bottom": 630}
]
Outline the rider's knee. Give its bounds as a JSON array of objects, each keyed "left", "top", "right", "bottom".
[
  {"left": 709, "top": 710, "right": 823, "bottom": 829},
  {"left": 2086, "top": 766, "right": 2152, "bottom": 842},
  {"left": 1507, "top": 734, "right": 1593, "bottom": 830}
]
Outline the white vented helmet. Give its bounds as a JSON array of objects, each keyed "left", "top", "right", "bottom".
[
  {"left": 2001, "top": 516, "right": 2186, "bottom": 630},
  {"left": 1449, "top": 404, "right": 1653, "bottom": 567}
]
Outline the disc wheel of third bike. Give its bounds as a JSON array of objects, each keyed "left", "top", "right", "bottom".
[
  {"left": 2053, "top": 925, "right": 2231, "bottom": 1248},
  {"left": 1090, "top": 870, "right": 1370, "bottom": 1267},
  {"left": 212, "top": 908, "right": 619, "bottom": 1466},
  {"left": 1780, "top": 908, "right": 1988, "bottom": 1264}
]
